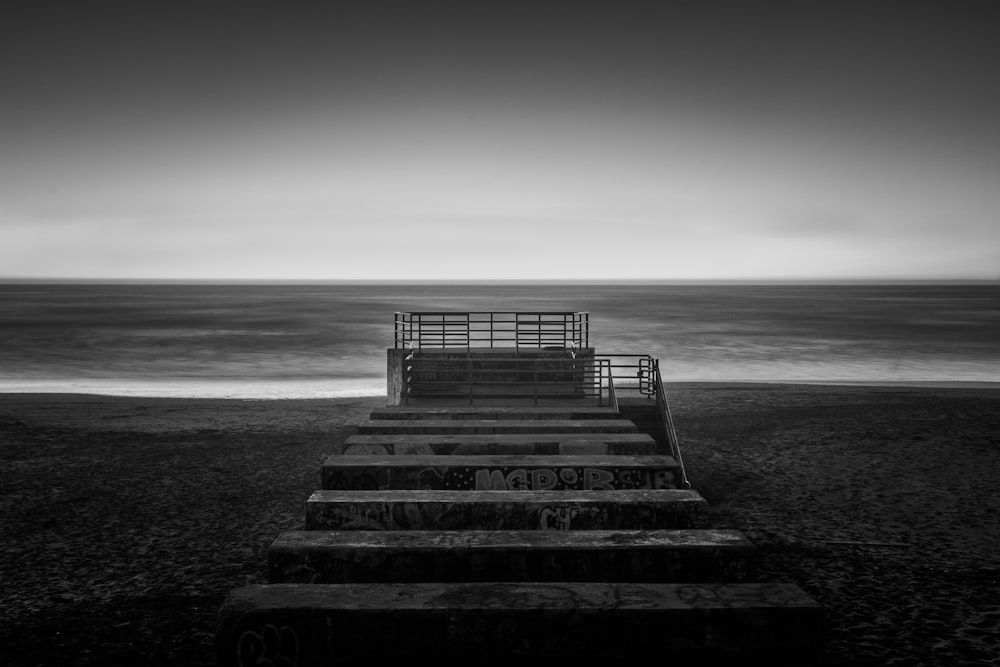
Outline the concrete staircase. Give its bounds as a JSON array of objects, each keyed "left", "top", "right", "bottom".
[{"left": 215, "top": 352, "right": 825, "bottom": 665}]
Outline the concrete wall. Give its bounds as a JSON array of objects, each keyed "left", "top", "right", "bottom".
[
  {"left": 386, "top": 347, "right": 597, "bottom": 405},
  {"left": 386, "top": 348, "right": 408, "bottom": 405}
]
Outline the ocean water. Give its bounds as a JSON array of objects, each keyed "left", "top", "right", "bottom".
[{"left": 1, "top": 282, "right": 997, "bottom": 398}]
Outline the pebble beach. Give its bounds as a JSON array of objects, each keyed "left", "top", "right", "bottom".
[{"left": 1, "top": 383, "right": 998, "bottom": 666}]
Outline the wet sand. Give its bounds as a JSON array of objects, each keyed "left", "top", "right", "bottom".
[{"left": 1, "top": 384, "right": 998, "bottom": 665}]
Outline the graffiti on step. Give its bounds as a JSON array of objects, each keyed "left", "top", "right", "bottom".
[
  {"left": 237, "top": 623, "right": 298, "bottom": 667},
  {"left": 311, "top": 497, "right": 695, "bottom": 530},
  {"left": 323, "top": 465, "right": 678, "bottom": 491},
  {"left": 471, "top": 466, "right": 673, "bottom": 490}
]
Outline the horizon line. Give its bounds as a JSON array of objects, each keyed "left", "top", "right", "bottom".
[{"left": 1, "top": 276, "right": 998, "bottom": 286}]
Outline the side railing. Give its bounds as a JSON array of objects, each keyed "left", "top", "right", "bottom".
[
  {"left": 402, "top": 353, "right": 614, "bottom": 406},
  {"left": 652, "top": 357, "right": 690, "bottom": 488},
  {"left": 600, "top": 353, "right": 658, "bottom": 398},
  {"left": 395, "top": 312, "right": 589, "bottom": 349},
  {"left": 600, "top": 353, "right": 690, "bottom": 489}
]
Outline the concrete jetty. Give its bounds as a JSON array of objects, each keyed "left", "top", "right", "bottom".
[{"left": 215, "top": 310, "right": 825, "bottom": 665}]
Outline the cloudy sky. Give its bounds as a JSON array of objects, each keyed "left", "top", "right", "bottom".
[{"left": 2, "top": 2, "right": 998, "bottom": 281}]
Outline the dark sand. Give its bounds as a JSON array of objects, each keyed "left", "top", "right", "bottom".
[{"left": 1, "top": 384, "right": 998, "bottom": 666}]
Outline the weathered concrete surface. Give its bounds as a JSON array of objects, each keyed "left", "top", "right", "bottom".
[
  {"left": 370, "top": 405, "right": 623, "bottom": 420},
  {"left": 268, "top": 528, "right": 757, "bottom": 584},
  {"left": 386, "top": 348, "right": 408, "bottom": 405},
  {"left": 304, "top": 489, "right": 709, "bottom": 530},
  {"left": 335, "top": 432, "right": 657, "bottom": 455},
  {"left": 355, "top": 418, "right": 638, "bottom": 434},
  {"left": 402, "top": 347, "right": 599, "bottom": 402},
  {"left": 216, "top": 581, "right": 825, "bottom": 666},
  {"left": 320, "top": 454, "right": 684, "bottom": 491}
]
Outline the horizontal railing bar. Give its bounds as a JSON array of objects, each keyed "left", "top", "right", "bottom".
[
  {"left": 406, "top": 375, "right": 601, "bottom": 380},
  {"left": 408, "top": 332, "right": 576, "bottom": 336},
  {"left": 398, "top": 311, "right": 583, "bottom": 316},
  {"left": 406, "top": 359, "right": 587, "bottom": 364},
  {"left": 402, "top": 329, "right": 585, "bottom": 332},
  {"left": 396, "top": 311, "right": 589, "bottom": 350}
]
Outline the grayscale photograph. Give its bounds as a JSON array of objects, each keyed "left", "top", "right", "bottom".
[{"left": 2, "top": 2, "right": 998, "bottom": 665}]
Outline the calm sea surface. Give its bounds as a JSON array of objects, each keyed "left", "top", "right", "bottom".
[{"left": 1, "top": 282, "right": 997, "bottom": 398}]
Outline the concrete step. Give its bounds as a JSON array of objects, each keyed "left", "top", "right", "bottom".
[
  {"left": 216, "top": 582, "right": 825, "bottom": 666},
  {"left": 268, "top": 528, "right": 757, "bottom": 584},
  {"left": 334, "top": 432, "right": 657, "bottom": 455},
  {"left": 355, "top": 419, "right": 637, "bottom": 434},
  {"left": 305, "top": 489, "right": 708, "bottom": 531},
  {"left": 320, "top": 454, "right": 684, "bottom": 491},
  {"left": 370, "top": 406, "right": 622, "bottom": 420}
]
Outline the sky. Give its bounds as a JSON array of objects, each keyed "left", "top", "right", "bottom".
[{"left": 2, "top": 1, "right": 998, "bottom": 281}]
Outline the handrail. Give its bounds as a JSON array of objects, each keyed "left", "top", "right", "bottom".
[
  {"left": 652, "top": 358, "right": 690, "bottom": 489},
  {"left": 596, "top": 352, "right": 689, "bottom": 488},
  {"left": 599, "top": 353, "right": 657, "bottom": 397},
  {"left": 395, "top": 311, "right": 589, "bottom": 349}
]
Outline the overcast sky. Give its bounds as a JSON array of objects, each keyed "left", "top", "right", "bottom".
[{"left": 2, "top": 1, "right": 998, "bottom": 281}]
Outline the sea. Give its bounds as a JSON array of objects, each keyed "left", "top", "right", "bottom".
[{"left": 1, "top": 281, "right": 997, "bottom": 398}]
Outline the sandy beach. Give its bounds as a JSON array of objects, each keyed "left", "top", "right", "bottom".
[{"left": 1, "top": 383, "right": 998, "bottom": 666}]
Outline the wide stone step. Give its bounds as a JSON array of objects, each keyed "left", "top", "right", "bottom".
[
  {"left": 320, "top": 454, "right": 684, "bottom": 491},
  {"left": 216, "top": 582, "right": 825, "bottom": 666},
  {"left": 355, "top": 419, "right": 637, "bottom": 434},
  {"left": 370, "top": 406, "right": 623, "bottom": 420},
  {"left": 335, "top": 432, "right": 657, "bottom": 455},
  {"left": 305, "top": 489, "right": 708, "bottom": 530},
  {"left": 268, "top": 528, "right": 757, "bottom": 584}
]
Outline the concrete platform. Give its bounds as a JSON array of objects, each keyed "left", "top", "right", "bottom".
[
  {"left": 304, "top": 488, "right": 709, "bottom": 531},
  {"left": 320, "top": 454, "right": 684, "bottom": 491},
  {"left": 355, "top": 418, "right": 638, "bottom": 434},
  {"left": 268, "top": 528, "right": 757, "bottom": 584},
  {"left": 370, "top": 406, "right": 623, "bottom": 420},
  {"left": 216, "top": 582, "right": 825, "bottom": 666},
  {"left": 335, "top": 432, "right": 657, "bottom": 455}
]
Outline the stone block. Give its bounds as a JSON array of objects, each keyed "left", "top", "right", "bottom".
[
  {"left": 268, "top": 528, "right": 757, "bottom": 584},
  {"left": 334, "top": 432, "right": 657, "bottom": 455},
  {"left": 355, "top": 418, "right": 638, "bottom": 434},
  {"left": 320, "top": 454, "right": 684, "bottom": 491},
  {"left": 304, "top": 489, "right": 709, "bottom": 531},
  {"left": 216, "top": 582, "right": 825, "bottom": 666},
  {"left": 369, "top": 406, "right": 623, "bottom": 420}
]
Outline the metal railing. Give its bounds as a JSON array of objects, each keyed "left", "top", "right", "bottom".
[
  {"left": 402, "top": 352, "right": 614, "bottom": 406},
  {"left": 600, "top": 353, "right": 658, "bottom": 398},
  {"left": 599, "top": 352, "right": 690, "bottom": 488},
  {"left": 395, "top": 311, "right": 589, "bottom": 349},
  {"left": 651, "top": 357, "right": 690, "bottom": 488},
  {"left": 389, "top": 308, "right": 685, "bottom": 485}
]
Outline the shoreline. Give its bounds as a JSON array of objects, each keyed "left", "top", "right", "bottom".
[{"left": 1, "top": 377, "right": 997, "bottom": 402}]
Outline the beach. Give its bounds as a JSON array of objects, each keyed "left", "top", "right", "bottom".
[{"left": 1, "top": 384, "right": 998, "bottom": 666}]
